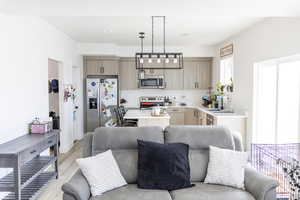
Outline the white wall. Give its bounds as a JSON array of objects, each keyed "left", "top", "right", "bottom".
[
  {"left": 78, "top": 43, "right": 216, "bottom": 57},
  {"left": 0, "top": 15, "right": 83, "bottom": 153},
  {"left": 212, "top": 17, "right": 300, "bottom": 149}
]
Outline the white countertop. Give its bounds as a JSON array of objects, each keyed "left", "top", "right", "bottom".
[
  {"left": 126, "top": 105, "right": 247, "bottom": 119},
  {"left": 124, "top": 109, "right": 171, "bottom": 119},
  {"left": 165, "top": 105, "right": 247, "bottom": 118}
]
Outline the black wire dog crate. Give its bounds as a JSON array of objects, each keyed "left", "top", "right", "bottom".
[{"left": 251, "top": 144, "right": 300, "bottom": 200}]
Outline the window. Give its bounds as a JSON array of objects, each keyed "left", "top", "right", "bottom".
[
  {"left": 253, "top": 56, "right": 300, "bottom": 144},
  {"left": 220, "top": 56, "right": 233, "bottom": 85}
]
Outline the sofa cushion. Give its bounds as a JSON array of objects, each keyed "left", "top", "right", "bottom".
[
  {"left": 92, "top": 127, "right": 164, "bottom": 152},
  {"left": 165, "top": 126, "right": 235, "bottom": 182},
  {"left": 170, "top": 183, "right": 255, "bottom": 200},
  {"left": 111, "top": 150, "right": 138, "bottom": 183},
  {"left": 91, "top": 127, "right": 164, "bottom": 183},
  {"left": 204, "top": 146, "right": 248, "bottom": 189},
  {"left": 89, "top": 184, "right": 172, "bottom": 200},
  {"left": 137, "top": 140, "right": 193, "bottom": 190},
  {"left": 76, "top": 150, "right": 127, "bottom": 196},
  {"left": 164, "top": 126, "right": 235, "bottom": 150},
  {"left": 189, "top": 149, "right": 209, "bottom": 182}
]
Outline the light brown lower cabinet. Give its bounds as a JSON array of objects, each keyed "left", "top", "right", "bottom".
[
  {"left": 167, "top": 108, "right": 185, "bottom": 125},
  {"left": 184, "top": 108, "right": 200, "bottom": 125}
]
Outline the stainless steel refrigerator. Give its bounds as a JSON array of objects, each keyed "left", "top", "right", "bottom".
[{"left": 86, "top": 75, "right": 119, "bottom": 132}]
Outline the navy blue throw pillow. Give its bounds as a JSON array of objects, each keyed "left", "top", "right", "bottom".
[{"left": 137, "top": 139, "right": 194, "bottom": 190}]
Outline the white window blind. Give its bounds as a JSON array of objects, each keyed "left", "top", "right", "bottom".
[{"left": 253, "top": 57, "right": 300, "bottom": 144}]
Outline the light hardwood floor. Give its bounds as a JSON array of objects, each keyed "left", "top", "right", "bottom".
[{"left": 38, "top": 142, "right": 81, "bottom": 200}]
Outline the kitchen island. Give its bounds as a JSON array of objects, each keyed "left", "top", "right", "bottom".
[{"left": 124, "top": 109, "right": 170, "bottom": 129}]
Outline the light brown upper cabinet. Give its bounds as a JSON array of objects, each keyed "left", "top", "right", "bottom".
[
  {"left": 119, "top": 58, "right": 138, "bottom": 90},
  {"left": 84, "top": 56, "right": 119, "bottom": 76},
  {"left": 164, "top": 69, "right": 184, "bottom": 90},
  {"left": 183, "top": 60, "right": 199, "bottom": 89},
  {"left": 183, "top": 58, "right": 212, "bottom": 90}
]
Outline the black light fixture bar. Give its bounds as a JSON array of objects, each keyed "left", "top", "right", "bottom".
[
  {"left": 135, "top": 52, "right": 183, "bottom": 69},
  {"left": 135, "top": 16, "right": 184, "bottom": 70}
]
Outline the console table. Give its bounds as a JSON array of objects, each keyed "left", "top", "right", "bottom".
[{"left": 0, "top": 130, "right": 59, "bottom": 200}]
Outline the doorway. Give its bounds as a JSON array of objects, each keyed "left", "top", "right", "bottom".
[{"left": 48, "top": 59, "right": 61, "bottom": 133}]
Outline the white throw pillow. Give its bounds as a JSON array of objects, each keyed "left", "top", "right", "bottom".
[
  {"left": 204, "top": 146, "right": 248, "bottom": 189},
  {"left": 76, "top": 149, "right": 127, "bottom": 196}
]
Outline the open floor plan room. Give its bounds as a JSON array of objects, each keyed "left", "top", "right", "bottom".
[{"left": 0, "top": 1, "right": 300, "bottom": 200}]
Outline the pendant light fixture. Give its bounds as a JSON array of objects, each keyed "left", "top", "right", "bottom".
[{"left": 135, "top": 16, "right": 183, "bottom": 69}]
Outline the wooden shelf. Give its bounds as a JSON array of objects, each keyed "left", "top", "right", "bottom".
[
  {"left": 0, "top": 156, "right": 56, "bottom": 192},
  {"left": 3, "top": 172, "right": 57, "bottom": 200}
]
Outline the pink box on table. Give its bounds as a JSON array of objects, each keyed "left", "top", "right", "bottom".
[{"left": 30, "top": 122, "right": 51, "bottom": 134}]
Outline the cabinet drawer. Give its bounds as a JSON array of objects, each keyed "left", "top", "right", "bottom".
[
  {"left": 43, "top": 135, "right": 57, "bottom": 149},
  {"left": 20, "top": 144, "right": 42, "bottom": 164}
]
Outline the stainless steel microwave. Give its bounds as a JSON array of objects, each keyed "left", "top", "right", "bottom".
[{"left": 138, "top": 76, "right": 165, "bottom": 89}]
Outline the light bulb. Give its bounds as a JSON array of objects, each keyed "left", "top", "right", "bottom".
[
  {"left": 165, "top": 58, "right": 170, "bottom": 64},
  {"left": 173, "top": 58, "right": 178, "bottom": 63},
  {"left": 140, "top": 58, "right": 144, "bottom": 64},
  {"left": 148, "top": 58, "right": 152, "bottom": 63},
  {"left": 157, "top": 58, "right": 161, "bottom": 63}
]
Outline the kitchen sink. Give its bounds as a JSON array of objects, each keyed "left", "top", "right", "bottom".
[{"left": 207, "top": 108, "right": 234, "bottom": 113}]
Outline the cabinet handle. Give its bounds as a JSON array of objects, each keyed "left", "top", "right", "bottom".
[
  {"left": 196, "top": 82, "right": 199, "bottom": 88},
  {"left": 100, "top": 66, "right": 104, "bottom": 73},
  {"left": 194, "top": 82, "right": 197, "bottom": 88}
]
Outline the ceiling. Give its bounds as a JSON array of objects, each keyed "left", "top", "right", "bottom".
[
  {"left": 1, "top": 0, "right": 300, "bottom": 16},
  {"left": 1, "top": 0, "right": 299, "bottom": 46},
  {"left": 43, "top": 16, "right": 262, "bottom": 46}
]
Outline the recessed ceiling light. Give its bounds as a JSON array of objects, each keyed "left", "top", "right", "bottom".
[
  {"left": 103, "top": 29, "right": 112, "bottom": 34},
  {"left": 180, "top": 33, "right": 190, "bottom": 37}
]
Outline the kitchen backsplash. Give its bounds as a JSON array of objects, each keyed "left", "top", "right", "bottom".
[{"left": 121, "top": 90, "right": 209, "bottom": 107}]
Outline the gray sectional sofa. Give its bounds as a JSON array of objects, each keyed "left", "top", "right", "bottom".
[{"left": 62, "top": 126, "right": 279, "bottom": 200}]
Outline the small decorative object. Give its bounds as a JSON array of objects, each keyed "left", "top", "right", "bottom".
[
  {"left": 226, "top": 78, "right": 234, "bottom": 92},
  {"left": 29, "top": 118, "right": 52, "bottom": 134},
  {"left": 64, "top": 84, "right": 77, "bottom": 102},
  {"left": 120, "top": 98, "right": 127, "bottom": 105},
  {"left": 216, "top": 82, "right": 226, "bottom": 96},
  {"left": 220, "top": 44, "right": 233, "bottom": 57}
]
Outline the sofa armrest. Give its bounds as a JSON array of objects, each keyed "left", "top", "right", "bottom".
[
  {"left": 62, "top": 170, "right": 90, "bottom": 200},
  {"left": 244, "top": 167, "right": 279, "bottom": 200}
]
